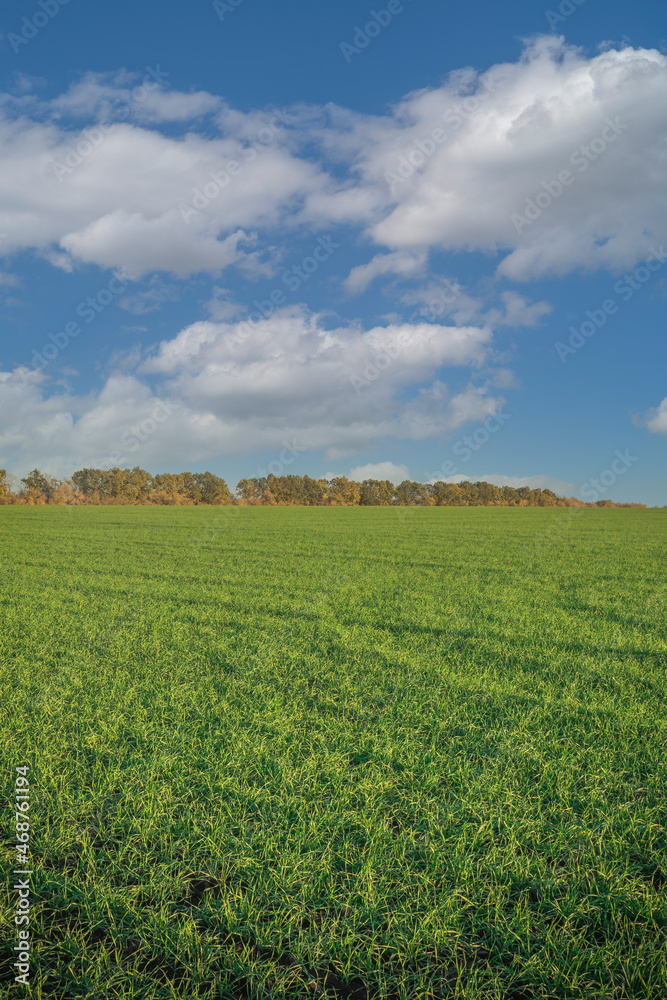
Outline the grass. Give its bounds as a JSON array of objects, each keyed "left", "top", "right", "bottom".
[{"left": 1, "top": 505, "right": 666, "bottom": 999}]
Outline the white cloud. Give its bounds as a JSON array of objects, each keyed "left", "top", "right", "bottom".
[
  {"left": 0, "top": 39, "right": 664, "bottom": 283},
  {"left": 401, "top": 282, "right": 552, "bottom": 328},
  {"left": 348, "top": 462, "right": 410, "bottom": 484},
  {"left": 118, "top": 276, "right": 180, "bottom": 315},
  {"left": 60, "top": 213, "right": 252, "bottom": 277},
  {"left": 321, "top": 37, "right": 667, "bottom": 279},
  {"left": 488, "top": 291, "right": 552, "bottom": 327},
  {"left": 638, "top": 397, "right": 667, "bottom": 436},
  {"left": 204, "top": 287, "right": 243, "bottom": 321},
  {"left": 400, "top": 279, "right": 486, "bottom": 326},
  {"left": 0, "top": 307, "right": 505, "bottom": 475},
  {"left": 0, "top": 369, "right": 222, "bottom": 477},
  {"left": 344, "top": 250, "right": 427, "bottom": 294},
  {"left": 0, "top": 97, "right": 328, "bottom": 277},
  {"left": 140, "top": 307, "right": 493, "bottom": 378},
  {"left": 139, "top": 307, "right": 499, "bottom": 462},
  {"left": 50, "top": 70, "right": 221, "bottom": 123}
]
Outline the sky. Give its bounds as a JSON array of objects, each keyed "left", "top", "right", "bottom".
[{"left": 0, "top": 0, "right": 665, "bottom": 503}]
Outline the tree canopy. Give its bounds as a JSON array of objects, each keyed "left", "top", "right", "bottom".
[{"left": 0, "top": 467, "right": 649, "bottom": 508}]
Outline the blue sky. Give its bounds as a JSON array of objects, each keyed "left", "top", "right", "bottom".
[{"left": 0, "top": 0, "right": 665, "bottom": 502}]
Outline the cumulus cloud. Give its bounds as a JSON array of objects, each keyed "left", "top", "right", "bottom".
[
  {"left": 138, "top": 307, "right": 500, "bottom": 459},
  {"left": 322, "top": 37, "right": 667, "bottom": 279},
  {"left": 400, "top": 278, "right": 487, "bottom": 326},
  {"left": 401, "top": 281, "right": 552, "bottom": 328},
  {"left": 487, "top": 291, "right": 553, "bottom": 327},
  {"left": 0, "top": 38, "right": 664, "bottom": 283},
  {"left": 0, "top": 95, "right": 327, "bottom": 276},
  {"left": 49, "top": 70, "right": 221, "bottom": 123},
  {"left": 344, "top": 250, "right": 427, "bottom": 294},
  {"left": 0, "top": 307, "right": 505, "bottom": 475},
  {"left": 204, "top": 287, "right": 244, "bottom": 321},
  {"left": 0, "top": 370, "right": 195, "bottom": 476},
  {"left": 59, "top": 213, "right": 252, "bottom": 277},
  {"left": 348, "top": 462, "right": 410, "bottom": 483}
]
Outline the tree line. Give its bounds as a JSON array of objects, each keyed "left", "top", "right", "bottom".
[
  {"left": 0, "top": 467, "right": 648, "bottom": 507},
  {"left": 0, "top": 468, "right": 232, "bottom": 506}
]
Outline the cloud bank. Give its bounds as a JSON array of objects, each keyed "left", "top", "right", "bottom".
[
  {"left": 0, "top": 308, "right": 504, "bottom": 475},
  {"left": 1, "top": 37, "right": 665, "bottom": 475},
  {"left": 0, "top": 38, "right": 665, "bottom": 280}
]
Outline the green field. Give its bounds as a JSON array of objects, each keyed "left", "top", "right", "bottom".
[{"left": 1, "top": 506, "right": 666, "bottom": 999}]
